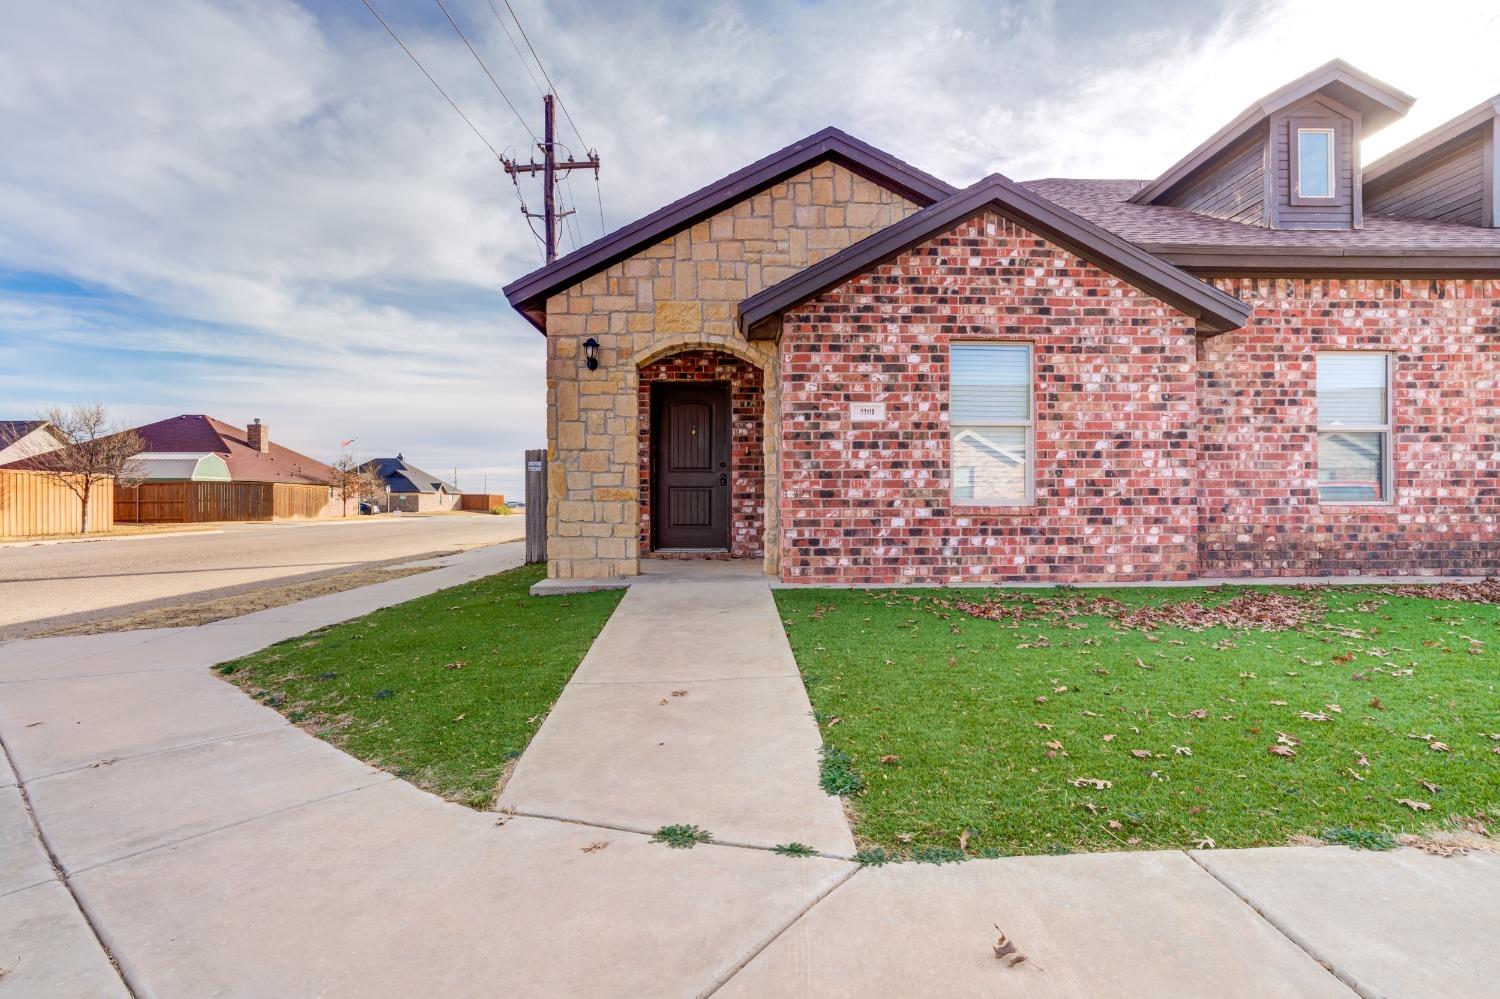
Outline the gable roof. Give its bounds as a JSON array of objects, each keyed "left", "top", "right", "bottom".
[
  {"left": 502, "top": 127, "right": 956, "bottom": 332},
  {"left": 738, "top": 173, "right": 1252, "bottom": 338},
  {"left": 133, "top": 415, "right": 335, "bottom": 485},
  {"left": 361, "top": 456, "right": 457, "bottom": 494},
  {"left": 1364, "top": 94, "right": 1500, "bottom": 187},
  {"left": 1130, "top": 59, "right": 1415, "bottom": 207}
]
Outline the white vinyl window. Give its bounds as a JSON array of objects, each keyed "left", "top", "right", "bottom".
[
  {"left": 1316, "top": 352, "right": 1391, "bottom": 504},
  {"left": 1297, "top": 127, "right": 1336, "bottom": 199},
  {"left": 950, "top": 343, "right": 1032, "bottom": 505}
]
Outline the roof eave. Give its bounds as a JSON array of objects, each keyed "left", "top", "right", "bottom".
[
  {"left": 739, "top": 174, "right": 1251, "bottom": 341},
  {"left": 502, "top": 127, "right": 956, "bottom": 334}
]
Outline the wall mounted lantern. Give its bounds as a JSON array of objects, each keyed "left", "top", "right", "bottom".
[{"left": 582, "top": 337, "right": 600, "bottom": 371}]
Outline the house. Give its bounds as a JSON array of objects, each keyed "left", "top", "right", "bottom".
[
  {"left": 0, "top": 420, "right": 65, "bottom": 466},
  {"left": 117, "top": 415, "right": 341, "bottom": 522},
  {"left": 360, "top": 454, "right": 462, "bottom": 513},
  {"left": 505, "top": 60, "right": 1499, "bottom": 586}
]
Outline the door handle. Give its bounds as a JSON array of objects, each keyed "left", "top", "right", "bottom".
[{"left": 719, "top": 473, "right": 727, "bottom": 486}]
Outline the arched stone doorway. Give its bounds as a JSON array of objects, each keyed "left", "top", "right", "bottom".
[{"left": 636, "top": 347, "right": 766, "bottom": 558}]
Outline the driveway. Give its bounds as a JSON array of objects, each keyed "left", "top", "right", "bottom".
[{"left": 0, "top": 514, "right": 523, "bottom": 639}]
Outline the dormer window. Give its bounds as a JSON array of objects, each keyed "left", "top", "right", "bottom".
[{"left": 1292, "top": 122, "right": 1337, "bottom": 202}]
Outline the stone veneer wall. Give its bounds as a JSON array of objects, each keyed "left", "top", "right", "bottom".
[
  {"left": 779, "top": 212, "right": 1201, "bottom": 584},
  {"left": 1197, "top": 277, "right": 1500, "bottom": 576},
  {"left": 543, "top": 162, "right": 919, "bottom": 579},
  {"left": 637, "top": 349, "right": 765, "bottom": 558}
]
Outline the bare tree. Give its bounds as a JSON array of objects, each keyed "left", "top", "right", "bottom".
[
  {"left": 330, "top": 453, "right": 364, "bottom": 517},
  {"left": 27, "top": 405, "right": 145, "bottom": 534}
]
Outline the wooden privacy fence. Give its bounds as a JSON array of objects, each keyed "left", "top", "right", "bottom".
[
  {"left": 459, "top": 493, "right": 507, "bottom": 512},
  {"left": 0, "top": 469, "right": 114, "bottom": 537},
  {"left": 115, "top": 481, "right": 332, "bottom": 523}
]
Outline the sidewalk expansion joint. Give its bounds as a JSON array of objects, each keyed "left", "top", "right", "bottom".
[
  {"left": 1185, "top": 851, "right": 1364, "bottom": 998},
  {"left": 498, "top": 808, "right": 855, "bottom": 862},
  {"left": 22, "top": 721, "right": 291, "bottom": 785},
  {"left": 62, "top": 776, "right": 396, "bottom": 878},
  {"left": 0, "top": 720, "right": 139, "bottom": 998},
  {"left": 701, "top": 862, "right": 864, "bottom": 998}
]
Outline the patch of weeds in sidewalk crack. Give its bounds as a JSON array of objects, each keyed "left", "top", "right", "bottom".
[
  {"left": 853, "top": 846, "right": 895, "bottom": 866},
  {"left": 1320, "top": 827, "right": 1397, "bottom": 851},
  {"left": 819, "top": 745, "right": 864, "bottom": 796},
  {"left": 911, "top": 845, "right": 967, "bottom": 865},
  {"left": 652, "top": 824, "right": 711, "bottom": 849},
  {"left": 773, "top": 842, "right": 816, "bottom": 858}
]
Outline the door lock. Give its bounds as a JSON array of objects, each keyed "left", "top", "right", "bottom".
[{"left": 719, "top": 473, "right": 728, "bottom": 486}]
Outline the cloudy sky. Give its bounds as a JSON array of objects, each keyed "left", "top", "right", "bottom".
[{"left": 2, "top": 0, "right": 1496, "bottom": 495}]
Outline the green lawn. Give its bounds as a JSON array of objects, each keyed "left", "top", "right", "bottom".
[
  {"left": 776, "top": 583, "right": 1500, "bottom": 858},
  {"left": 216, "top": 565, "right": 623, "bottom": 808}
]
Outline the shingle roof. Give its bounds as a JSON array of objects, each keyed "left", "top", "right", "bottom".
[
  {"left": 503, "top": 126, "right": 956, "bottom": 331},
  {"left": 132, "top": 415, "right": 334, "bottom": 485},
  {"left": 1022, "top": 178, "right": 1500, "bottom": 269},
  {"left": 738, "top": 173, "right": 1252, "bottom": 336},
  {"left": 362, "top": 456, "right": 457, "bottom": 495}
]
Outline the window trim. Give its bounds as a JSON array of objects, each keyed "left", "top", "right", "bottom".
[
  {"left": 948, "top": 340, "right": 1035, "bottom": 508},
  {"left": 1290, "top": 119, "right": 1339, "bottom": 205},
  {"left": 1315, "top": 350, "right": 1393, "bottom": 506}
]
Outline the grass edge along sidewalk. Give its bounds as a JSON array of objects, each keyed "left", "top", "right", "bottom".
[
  {"left": 216, "top": 564, "right": 624, "bottom": 808},
  {"left": 776, "top": 581, "right": 1500, "bottom": 860}
]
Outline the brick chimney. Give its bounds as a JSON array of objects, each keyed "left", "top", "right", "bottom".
[{"left": 247, "top": 418, "right": 269, "bottom": 453}]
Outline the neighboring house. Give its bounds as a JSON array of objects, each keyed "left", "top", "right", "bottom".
[
  {"left": 0, "top": 420, "right": 66, "bottom": 466},
  {"left": 360, "top": 454, "right": 462, "bottom": 513},
  {"left": 506, "top": 60, "right": 1499, "bottom": 586},
  {"left": 117, "top": 416, "right": 340, "bottom": 522}
]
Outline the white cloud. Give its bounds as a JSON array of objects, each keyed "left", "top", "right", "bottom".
[{"left": 1, "top": 0, "right": 1496, "bottom": 493}]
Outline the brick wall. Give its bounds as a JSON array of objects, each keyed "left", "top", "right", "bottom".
[
  {"left": 543, "top": 161, "right": 919, "bottom": 579},
  {"left": 779, "top": 212, "right": 1200, "bottom": 584},
  {"left": 1198, "top": 277, "right": 1500, "bottom": 576},
  {"left": 637, "top": 349, "right": 765, "bottom": 557}
]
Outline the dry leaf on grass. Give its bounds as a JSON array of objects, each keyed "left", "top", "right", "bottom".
[
  {"left": 1194, "top": 836, "right": 1216, "bottom": 849},
  {"left": 879, "top": 754, "right": 899, "bottom": 764},
  {"left": 1070, "top": 777, "right": 1112, "bottom": 789},
  {"left": 1173, "top": 746, "right": 1193, "bottom": 756},
  {"left": 1276, "top": 732, "right": 1300, "bottom": 747},
  {"left": 1429, "top": 741, "right": 1451, "bottom": 752},
  {"left": 1269, "top": 745, "right": 1297, "bottom": 758},
  {"left": 1299, "top": 711, "right": 1333, "bottom": 722},
  {"left": 1186, "top": 708, "right": 1209, "bottom": 720},
  {"left": 1419, "top": 781, "right": 1441, "bottom": 794},
  {"left": 1397, "top": 798, "right": 1432, "bottom": 812},
  {"left": 1130, "top": 749, "right": 1153, "bottom": 759}
]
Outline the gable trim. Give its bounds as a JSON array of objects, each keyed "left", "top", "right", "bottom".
[
  {"left": 502, "top": 127, "right": 955, "bottom": 333},
  {"left": 737, "top": 173, "right": 1252, "bottom": 339}
]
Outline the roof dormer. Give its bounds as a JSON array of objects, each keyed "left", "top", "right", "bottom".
[
  {"left": 1363, "top": 96, "right": 1500, "bottom": 227},
  {"left": 1130, "top": 60, "right": 1414, "bottom": 231}
]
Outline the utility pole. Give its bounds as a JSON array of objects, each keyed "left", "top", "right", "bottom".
[{"left": 504, "top": 94, "right": 600, "bottom": 263}]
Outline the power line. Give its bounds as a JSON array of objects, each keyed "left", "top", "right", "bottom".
[
  {"left": 358, "top": 0, "right": 506, "bottom": 165},
  {"left": 430, "top": 0, "right": 536, "bottom": 141},
  {"left": 500, "top": 0, "right": 606, "bottom": 235},
  {"left": 485, "top": 0, "right": 546, "bottom": 98},
  {"left": 501, "top": 0, "right": 589, "bottom": 152}
]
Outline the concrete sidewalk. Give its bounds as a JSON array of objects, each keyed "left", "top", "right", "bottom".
[
  {"left": 500, "top": 559, "right": 855, "bottom": 855},
  {"left": 2, "top": 550, "right": 1498, "bottom": 997}
]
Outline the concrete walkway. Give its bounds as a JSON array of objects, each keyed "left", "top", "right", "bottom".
[
  {"left": 2, "top": 551, "right": 1498, "bottom": 997},
  {"left": 500, "top": 560, "right": 854, "bottom": 855}
]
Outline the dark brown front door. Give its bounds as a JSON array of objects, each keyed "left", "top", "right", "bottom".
[{"left": 652, "top": 382, "right": 731, "bottom": 550}]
